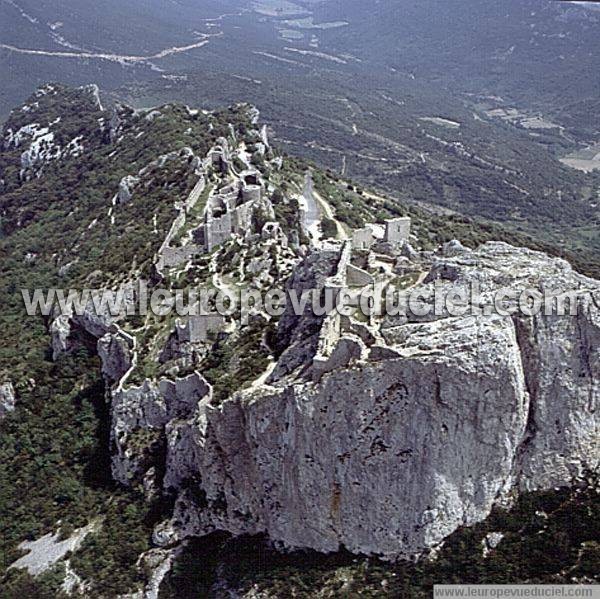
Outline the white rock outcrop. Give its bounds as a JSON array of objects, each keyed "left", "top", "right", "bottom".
[
  {"left": 50, "top": 314, "right": 73, "bottom": 360},
  {"left": 442, "top": 239, "right": 469, "bottom": 257},
  {"left": 155, "top": 242, "right": 599, "bottom": 559},
  {"left": 49, "top": 284, "right": 136, "bottom": 360},
  {"left": 482, "top": 532, "right": 504, "bottom": 558},
  {"left": 110, "top": 372, "right": 212, "bottom": 486},
  {"left": 9, "top": 521, "right": 98, "bottom": 576},
  {"left": 0, "top": 382, "right": 16, "bottom": 420},
  {"left": 117, "top": 175, "right": 140, "bottom": 204}
]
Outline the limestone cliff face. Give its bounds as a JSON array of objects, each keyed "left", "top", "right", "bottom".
[
  {"left": 156, "top": 243, "right": 599, "bottom": 559},
  {"left": 56, "top": 229, "right": 599, "bottom": 559},
  {"left": 111, "top": 373, "right": 211, "bottom": 486},
  {"left": 161, "top": 316, "right": 528, "bottom": 558},
  {"left": 515, "top": 300, "right": 600, "bottom": 490}
]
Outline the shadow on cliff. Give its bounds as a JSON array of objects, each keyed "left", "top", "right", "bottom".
[{"left": 79, "top": 376, "right": 114, "bottom": 489}]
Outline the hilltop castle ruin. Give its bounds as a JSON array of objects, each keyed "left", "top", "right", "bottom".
[
  {"left": 194, "top": 172, "right": 264, "bottom": 252},
  {"left": 352, "top": 217, "right": 411, "bottom": 251}
]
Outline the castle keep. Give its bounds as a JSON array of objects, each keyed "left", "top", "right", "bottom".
[
  {"left": 156, "top": 133, "right": 271, "bottom": 271},
  {"left": 195, "top": 173, "right": 264, "bottom": 252}
]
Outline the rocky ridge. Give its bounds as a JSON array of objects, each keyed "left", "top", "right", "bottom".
[
  {"left": 34, "top": 88, "right": 312, "bottom": 592},
  {"left": 153, "top": 241, "right": 599, "bottom": 559},
  {"left": 4, "top": 85, "right": 598, "bottom": 594},
  {"left": 53, "top": 139, "right": 599, "bottom": 563}
]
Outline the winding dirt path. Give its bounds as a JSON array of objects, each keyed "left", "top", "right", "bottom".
[{"left": 0, "top": 36, "right": 215, "bottom": 65}]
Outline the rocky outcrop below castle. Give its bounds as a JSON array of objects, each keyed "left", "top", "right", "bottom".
[
  {"left": 153, "top": 242, "right": 599, "bottom": 559},
  {"left": 111, "top": 372, "right": 212, "bottom": 488}
]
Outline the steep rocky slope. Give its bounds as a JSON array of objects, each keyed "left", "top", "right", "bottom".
[
  {"left": 154, "top": 242, "right": 599, "bottom": 559},
  {"left": 0, "top": 83, "right": 293, "bottom": 596}
]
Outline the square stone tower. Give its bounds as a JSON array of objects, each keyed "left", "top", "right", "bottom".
[{"left": 384, "top": 217, "right": 411, "bottom": 245}]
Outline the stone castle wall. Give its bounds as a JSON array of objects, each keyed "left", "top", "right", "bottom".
[
  {"left": 385, "top": 217, "right": 411, "bottom": 245},
  {"left": 159, "top": 245, "right": 202, "bottom": 270},
  {"left": 177, "top": 315, "right": 225, "bottom": 344},
  {"left": 352, "top": 227, "right": 374, "bottom": 250}
]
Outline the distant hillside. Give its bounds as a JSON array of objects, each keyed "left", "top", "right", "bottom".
[{"left": 2, "top": 1, "right": 599, "bottom": 272}]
